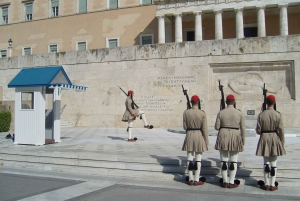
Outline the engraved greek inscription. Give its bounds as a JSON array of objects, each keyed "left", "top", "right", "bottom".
[
  {"left": 134, "top": 96, "right": 174, "bottom": 113},
  {"left": 154, "top": 76, "right": 197, "bottom": 88}
]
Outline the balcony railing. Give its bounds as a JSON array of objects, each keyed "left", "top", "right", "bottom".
[{"left": 154, "top": 0, "right": 258, "bottom": 9}]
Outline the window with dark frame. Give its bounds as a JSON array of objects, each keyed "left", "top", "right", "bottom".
[
  {"left": 51, "top": 0, "right": 59, "bottom": 17},
  {"left": 49, "top": 44, "right": 58, "bottom": 53},
  {"left": 21, "top": 92, "right": 34, "bottom": 109},
  {"left": 2, "top": 7, "right": 8, "bottom": 24},
  {"left": 23, "top": 47, "right": 32, "bottom": 55},
  {"left": 108, "top": 39, "right": 118, "bottom": 48},
  {"left": 77, "top": 42, "right": 86, "bottom": 50},
  {"left": 79, "top": 0, "right": 87, "bottom": 13},
  {"left": 0, "top": 49, "right": 7, "bottom": 58},
  {"left": 109, "top": 0, "right": 118, "bottom": 9},
  {"left": 141, "top": 0, "right": 152, "bottom": 5},
  {"left": 25, "top": 3, "right": 33, "bottom": 21}
]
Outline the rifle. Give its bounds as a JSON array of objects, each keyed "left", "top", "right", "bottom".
[
  {"left": 182, "top": 85, "right": 191, "bottom": 109},
  {"left": 118, "top": 86, "right": 139, "bottom": 109},
  {"left": 218, "top": 80, "right": 226, "bottom": 110},
  {"left": 261, "top": 83, "right": 267, "bottom": 111},
  {"left": 261, "top": 83, "right": 276, "bottom": 111}
]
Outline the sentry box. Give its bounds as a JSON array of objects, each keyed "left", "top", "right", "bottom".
[{"left": 7, "top": 66, "right": 87, "bottom": 145}]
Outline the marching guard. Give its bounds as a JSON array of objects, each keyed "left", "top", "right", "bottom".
[
  {"left": 214, "top": 94, "right": 245, "bottom": 188},
  {"left": 256, "top": 95, "right": 286, "bottom": 191},
  {"left": 182, "top": 95, "right": 208, "bottom": 186},
  {"left": 122, "top": 90, "right": 152, "bottom": 142}
]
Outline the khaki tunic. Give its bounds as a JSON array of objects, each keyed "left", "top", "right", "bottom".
[
  {"left": 182, "top": 106, "right": 208, "bottom": 152},
  {"left": 122, "top": 96, "right": 139, "bottom": 122},
  {"left": 214, "top": 105, "right": 245, "bottom": 152},
  {"left": 255, "top": 108, "right": 286, "bottom": 157}
]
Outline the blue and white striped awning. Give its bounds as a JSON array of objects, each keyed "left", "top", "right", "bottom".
[{"left": 48, "top": 84, "right": 88, "bottom": 91}]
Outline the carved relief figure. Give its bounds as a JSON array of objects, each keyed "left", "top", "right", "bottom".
[{"left": 228, "top": 72, "right": 278, "bottom": 94}]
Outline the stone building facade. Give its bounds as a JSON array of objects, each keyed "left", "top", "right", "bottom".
[{"left": 0, "top": 0, "right": 300, "bottom": 130}]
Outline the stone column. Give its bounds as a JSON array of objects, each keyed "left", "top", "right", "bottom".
[
  {"left": 174, "top": 13, "right": 183, "bottom": 42},
  {"left": 157, "top": 15, "right": 165, "bottom": 43},
  {"left": 235, "top": 8, "right": 244, "bottom": 38},
  {"left": 214, "top": 9, "right": 223, "bottom": 40},
  {"left": 279, "top": 3, "right": 289, "bottom": 36},
  {"left": 257, "top": 6, "right": 266, "bottom": 37},
  {"left": 194, "top": 11, "right": 202, "bottom": 41}
]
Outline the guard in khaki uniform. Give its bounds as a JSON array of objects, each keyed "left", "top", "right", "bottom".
[
  {"left": 122, "top": 90, "right": 151, "bottom": 142},
  {"left": 256, "top": 95, "right": 286, "bottom": 191},
  {"left": 182, "top": 95, "right": 208, "bottom": 186},
  {"left": 214, "top": 94, "right": 245, "bottom": 188}
]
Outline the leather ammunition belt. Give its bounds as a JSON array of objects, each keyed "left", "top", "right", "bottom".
[
  {"left": 262, "top": 130, "right": 277, "bottom": 133},
  {"left": 220, "top": 127, "right": 239, "bottom": 130},
  {"left": 187, "top": 128, "right": 202, "bottom": 131}
]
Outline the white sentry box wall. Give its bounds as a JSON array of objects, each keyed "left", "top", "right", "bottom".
[{"left": 14, "top": 87, "right": 45, "bottom": 145}]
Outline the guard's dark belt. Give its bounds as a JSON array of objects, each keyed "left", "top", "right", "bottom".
[
  {"left": 220, "top": 127, "right": 239, "bottom": 130},
  {"left": 262, "top": 130, "right": 277, "bottom": 133},
  {"left": 187, "top": 128, "right": 202, "bottom": 131}
]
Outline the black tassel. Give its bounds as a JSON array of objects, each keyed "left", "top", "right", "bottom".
[
  {"left": 229, "top": 162, "right": 235, "bottom": 171},
  {"left": 264, "top": 164, "right": 270, "bottom": 173},
  {"left": 193, "top": 161, "right": 198, "bottom": 170},
  {"left": 222, "top": 161, "right": 227, "bottom": 170},
  {"left": 188, "top": 161, "right": 194, "bottom": 170},
  {"left": 271, "top": 167, "right": 276, "bottom": 176}
]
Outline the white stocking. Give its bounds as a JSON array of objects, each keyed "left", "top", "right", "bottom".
[
  {"left": 187, "top": 151, "right": 194, "bottom": 181},
  {"left": 263, "top": 157, "right": 270, "bottom": 186},
  {"left": 138, "top": 110, "right": 148, "bottom": 126},
  {"left": 194, "top": 152, "right": 202, "bottom": 182},
  {"left": 229, "top": 151, "right": 239, "bottom": 184},
  {"left": 128, "top": 119, "right": 133, "bottom": 139},
  {"left": 270, "top": 156, "right": 278, "bottom": 186},
  {"left": 220, "top": 150, "right": 229, "bottom": 183}
]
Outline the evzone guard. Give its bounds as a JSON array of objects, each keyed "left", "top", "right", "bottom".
[
  {"left": 121, "top": 89, "right": 153, "bottom": 142},
  {"left": 182, "top": 93, "right": 208, "bottom": 186},
  {"left": 256, "top": 94, "right": 286, "bottom": 191},
  {"left": 214, "top": 93, "right": 245, "bottom": 188}
]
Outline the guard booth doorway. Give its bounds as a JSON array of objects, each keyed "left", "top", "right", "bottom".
[{"left": 45, "top": 88, "right": 55, "bottom": 144}]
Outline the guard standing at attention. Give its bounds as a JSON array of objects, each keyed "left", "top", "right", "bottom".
[
  {"left": 256, "top": 95, "right": 286, "bottom": 191},
  {"left": 182, "top": 95, "right": 208, "bottom": 186},
  {"left": 122, "top": 90, "right": 152, "bottom": 142},
  {"left": 214, "top": 94, "right": 245, "bottom": 188}
]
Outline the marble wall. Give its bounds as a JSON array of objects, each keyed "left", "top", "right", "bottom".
[{"left": 1, "top": 35, "right": 300, "bottom": 129}]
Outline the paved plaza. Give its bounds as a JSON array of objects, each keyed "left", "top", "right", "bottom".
[{"left": 1, "top": 127, "right": 300, "bottom": 200}]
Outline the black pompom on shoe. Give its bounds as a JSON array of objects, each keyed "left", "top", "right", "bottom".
[
  {"left": 199, "top": 177, "right": 206, "bottom": 183},
  {"left": 234, "top": 179, "right": 240, "bottom": 185}
]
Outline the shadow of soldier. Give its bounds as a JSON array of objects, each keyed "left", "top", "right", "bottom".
[
  {"left": 150, "top": 155, "right": 220, "bottom": 185},
  {"left": 207, "top": 157, "right": 254, "bottom": 187},
  {"left": 107, "top": 136, "right": 128, "bottom": 141}
]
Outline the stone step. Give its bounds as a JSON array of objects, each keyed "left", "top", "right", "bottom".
[
  {"left": 0, "top": 153, "right": 298, "bottom": 179},
  {"left": 60, "top": 119, "right": 74, "bottom": 127},
  {"left": 0, "top": 160, "right": 298, "bottom": 187},
  {"left": 0, "top": 150, "right": 298, "bottom": 170}
]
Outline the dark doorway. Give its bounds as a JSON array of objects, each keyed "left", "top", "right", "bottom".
[
  {"left": 244, "top": 27, "right": 258, "bottom": 38},
  {"left": 187, "top": 31, "right": 195, "bottom": 41}
]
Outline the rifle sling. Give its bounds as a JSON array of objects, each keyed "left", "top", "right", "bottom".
[{"left": 220, "top": 127, "right": 239, "bottom": 130}]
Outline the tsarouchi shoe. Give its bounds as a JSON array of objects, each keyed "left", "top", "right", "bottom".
[
  {"left": 261, "top": 185, "right": 270, "bottom": 191},
  {"left": 269, "top": 186, "right": 278, "bottom": 191},
  {"left": 127, "top": 139, "right": 136, "bottom": 142},
  {"left": 221, "top": 183, "right": 229, "bottom": 188},
  {"left": 188, "top": 180, "right": 194, "bottom": 186},
  {"left": 228, "top": 183, "right": 239, "bottom": 188},
  {"left": 194, "top": 181, "right": 204, "bottom": 186}
]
